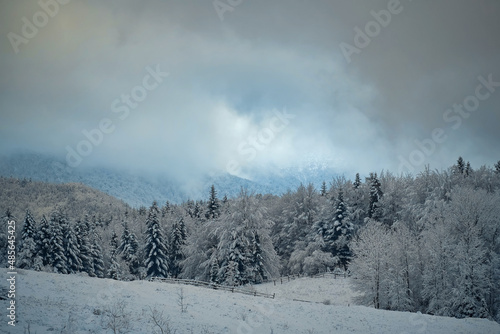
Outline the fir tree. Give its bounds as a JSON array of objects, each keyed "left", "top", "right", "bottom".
[
  {"left": 332, "top": 189, "right": 353, "bottom": 269},
  {"left": 495, "top": 160, "right": 500, "bottom": 174},
  {"left": 18, "top": 210, "right": 39, "bottom": 269},
  {"left": 209, "top": 255, "right": 220, "bottom": 284},
  {"left": 353, "top": 173, "right": 361, "bottom": 189},
  {"left": 107, "top": 231, "right": 121, "bottom": 280},
  {"left": 170, "top": 217, "right": 187, "bottom": 278},
  {"left": 144, "top": 202, "right": 169, "bottom": 278},
  {"left": 63, "top": 221, "right": 82, "bottom": 274},
  {"left": 250, "top": 233, "right": 266, "bottom": 283},
  {"left": 205, "top": 185, "right": 220, "bottom": 220},
  {"left": 465, "top": 161, "right": 472, "bottom": 177},
  {"left": 119, "top": 222, "right": 140, "bottom": 276},
  {"left": 37, "top": 216, "right": 51, "bottom": 267},
  {"left": 455, "top": 156, "right": 465, "bottom": 175},
  {"left": 48, "top": 212, "right": 68, "bottom": 274},
  {"left": 368, "top": 173, "right": 383, "bottom": 220},
  {"left": 90, "top": 225, "right": 106, "bottom": 279},
  {"left": 320, "top": 181, "right": 327, "bottom": 196},
  {"left": 75, "top": 218, "right": 94, "bottom": 277}
]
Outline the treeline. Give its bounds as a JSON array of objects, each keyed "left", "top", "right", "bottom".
[{"left": 2, "top": 157, "right": 500, "bottom": 321}]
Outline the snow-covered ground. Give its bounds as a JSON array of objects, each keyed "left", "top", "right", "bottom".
[{"left": 2, "top": 268, "right": 499, "bottom": 334}]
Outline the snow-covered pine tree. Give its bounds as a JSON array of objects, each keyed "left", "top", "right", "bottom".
[
  {"left": 119, "top": 221, "right": 140, "bottom": 277},
  {"left": 320, "top": 181, "right": 327, "bottom": 196},
  {"left": 205, "top": 185, "right": 220, "bottom": 220},
  {"left": 48, "top": 212, "right": 68, "bottom": 274},
  {"left": 368, "top": 173, "right": 383, "bottom": 220},
  {"left": 62, "top": 220, "right": 82, "bottom": 274},
  {"left": 209, "top": 254, "right": 220, "bottom": 284},
  {"left": 37, "top": 216, "right": 51, "bottom": 267},
  {"left": 107, "top": 231, "right": 121, "bottom": 280},
  {"left": 331, "top": 189, "right": 353, "bottom": 269},
  {"left": 75, "top": 218, "right": 95, "bottom": 277},
  {"left": 250, "top": 233, "right": 266, "bottom": 283},
  {"left": 144, "top": 202, "right": 169, "bottom": 278},
  {"left": 89, "top": 219, "right": 105, "bottom": 278},
  {"left": 18, "top": 210, "right": 40, "bottom": 270},
  {"left": 169, "top": 217, "right": 187, "bottom": 278},
  {"left": 495, "top": 160, "right": 500, "bottom": 174},
  {"left": 353, "top": 173, "right": 361, "bottom": 189}
]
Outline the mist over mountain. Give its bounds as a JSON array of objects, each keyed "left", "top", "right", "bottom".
[{"left": 0, "top": 152, "right": 339, "bottom": 207}]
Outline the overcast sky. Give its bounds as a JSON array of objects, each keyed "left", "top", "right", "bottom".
[{"left": 1, "top": 0, "right": 499, "bottom": 181}]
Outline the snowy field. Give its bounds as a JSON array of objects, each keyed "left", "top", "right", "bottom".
[{"left": 1, "top": 268, "right": 499, "bottom": 334}]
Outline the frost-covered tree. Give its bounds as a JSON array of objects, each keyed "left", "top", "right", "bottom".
[
  {"left": 144, "top": 202, "right": 169, "bottom": 278},
  {"left": 368, "top": 173, "right": 383, "bottom": 220},
  {"left": 37, "top": 216, "right": 51, "bottom": 267},
  {"left": 205, "top": 185, "right": 220, "bottom": 220},
  {"left": 107, "top": 231, "right": 121, "bottom": 280},
  {"left": 213, "top": 189, "right": 279, "bottom": 284},
  {"left": 169, "top": 217, "right": 187, "bottom": 278},
  {"left": 455, "top": 156, "right": 465, "bottom": 175},
  {"left": 48, "top": 212, "right": 68, "bottom": 274},
  {"left": 75, "top": 218, "right": 95, "bottom": 277},
  {"left": 18, "top": 210, "right": 41, "bottom": 270},
  {"left": 350, "top": 220, "right": 390, "bottom": 309},
  {"left": 119, "top": 221, "right": 140, "bottom": 277},
  {"left": 63, "top": 221, "right": 82, "bottom": 274},
  {"left": 331, "top": 189, "right": 353, "bottom": 269}
]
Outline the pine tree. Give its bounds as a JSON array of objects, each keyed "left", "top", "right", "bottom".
[
  {"left": 250, "top": 233, "right": 266, "bottom": 283},
  {"left": 18, "top": 210, "right": 39, "bottom": 269},
  {"left": 353, "top": 173, "right": 361, "bottom": 189},
  {"left": 144, "top": 202, "right": 169, "bottom": 278},
  {"left": 48, "top": 212, "right": 68, "bottom": 274},
  {"left": 75, "top": 219, "right": 95, "bottom": 277},
  {"left": 455, "top": 156, "right": 465, "bottom": 175},
  {"left": 119, "top": 222, "right": 140, "bottom": 277},
  {"left": 368, "top": 173, "right": 383, "bottom": 220},
  {"left": 209, "top": 255, "right": 220, "bottom": 284},
  {"left": 63, "top": 221, "right": 82, "bottom": 274},
  {"left": 332, "top": 189, "right": 353, "bottom": 269},
  {"left": 205, "top": 185, "right": 220, "bottom": 220},
  {"left": 170, "top": 217, "right": 187, "bottom": 278},
  {"left": 90, "top": 225, "right": 106, "bottom": 279},
  {"left": 320, "top": 181, "right": 327, "bottom": 196},
  {"left": 495, "top": 161, "right": 500, "bottom": 174},
  {"left": 37, "top": 216, "right": 51, "bottom": 267},
  {"left": 107, "top": 231, "right": 121, "bottom": 280}
]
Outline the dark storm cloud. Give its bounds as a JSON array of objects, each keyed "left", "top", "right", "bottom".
[{"left": 0, "top": 0, "right": 499, "bottom": 180}]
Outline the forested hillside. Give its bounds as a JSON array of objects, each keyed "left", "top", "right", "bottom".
[{"left": 2, "top": 158, "right": 500, "bottom": 322}]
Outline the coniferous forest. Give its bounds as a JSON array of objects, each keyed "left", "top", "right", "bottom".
[{"left": 2, "top": 158, "right": 500, "bottom": 322}]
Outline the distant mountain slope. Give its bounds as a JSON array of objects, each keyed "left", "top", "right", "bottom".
[
  {"left": 0, "top": 152, "right": 339, "bottom": 207},
  {"left": 0, "top": 177, "right": 132, "bottom": 222}
]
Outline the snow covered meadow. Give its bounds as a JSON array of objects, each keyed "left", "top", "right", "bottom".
[{"left": 2, "top": 267, "right": 499, "bottom": 334}]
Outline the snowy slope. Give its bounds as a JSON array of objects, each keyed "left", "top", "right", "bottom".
[{"left": 2, "top": 268, "right": 499, "bottom": 334}]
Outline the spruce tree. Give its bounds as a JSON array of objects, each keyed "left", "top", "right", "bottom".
[
  {"left": 37, "top": 216, "right": 51, "bottom": 267},
  {"left": 456, "top": 156, "right": 465, "bottom": 175},
  {"left": 353, "top": 173, "right": 361, "bottom": 190},
  {"left": 170, "top": 217, "right": 187, "bottom": 278},
  {"left": 205, "top": 185, "right": 220, "bottom": 220},
  {"left": 63, "top": 221, "right": 82, "bottom": 274},
  {"left": 368, "top": 173, "right": 383, "bottom": 220},
  {"left": 48, "top": 212, "right": 68, "bottom": 274},
  {"left": 495, "top": 160, "right": 500, "bottom": 174},
  {"left": 107, "top": 231, "right": 121, "bottom": 280},
  {"left": 320, "top": 181, "right": 327, "bottom": 196},
  {"left": 144, "top": 202, "right": 169, "bottom": 278},
  {"left": 18, "top": 210, "right": 39, "bottom": 269},
  {"left": 75, "top": 218, "right": 95, "bottom": 277},
  {"left": 119, "top": 222, "right": 140, "bottom": 276}
]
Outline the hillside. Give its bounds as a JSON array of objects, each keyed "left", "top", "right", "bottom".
[
  {"left": 0, "top": 177, "right": 132, "bottom": 222},
  {"left": 1, "top": 268, "right": 499, "bottom": 333},
  {"left": 0, "top": 152, "right": 339, "bottom": 207}
]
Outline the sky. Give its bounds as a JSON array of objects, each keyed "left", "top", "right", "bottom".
[{"left": 0, "top": 0, "right": 499, "bottom": 181}]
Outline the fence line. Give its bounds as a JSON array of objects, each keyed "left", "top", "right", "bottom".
[{"left": 149, "top": 277, "right": 275, "bottom": 299}]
